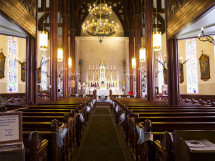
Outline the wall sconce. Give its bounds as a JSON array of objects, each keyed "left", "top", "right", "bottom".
[
  {"left": 57, "top": 48, "right": 63, "bottom": 62},
  {"left": 198, "top": 27, "right": 215, "bottom": 45}
]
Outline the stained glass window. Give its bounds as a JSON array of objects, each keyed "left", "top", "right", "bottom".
[
  {"left": 186, "top": 39, "right": 198, "bottom": 93},
  {"left": 41, "top": 55, "right": 48, "bottom": 91},
  {"left": 7, "top": 37, "right": 18, "bottom": 92},
  {"left": 157, "top": 54, "right": 164, "bottom": 94}
]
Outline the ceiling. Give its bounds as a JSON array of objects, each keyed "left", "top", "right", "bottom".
[
  {"left": 0, "top": 14, "right": 27, "bottom": 37},
  {"left": 178, "top": 6, "right": 215, "bottom": 39}
]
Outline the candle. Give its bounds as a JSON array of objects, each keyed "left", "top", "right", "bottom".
[
  {"left": 111, "top": 65, "right": 112, "bottom": 70},
  {"left": 93, "top": 65, "right": 94, "bottom": 70},
  {"left": 89, "top": 65, "right": 91, "bottom": 70},
  {"left": 114, "top": 65, "right": 115, "bottom": 70}
]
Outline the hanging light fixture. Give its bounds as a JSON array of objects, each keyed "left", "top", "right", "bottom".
[
  {"left": 139, "top": 47, "right": 146, "bottom": 62},
  {"left": 132, "top": 58, "right": 136, "bottom": 68},
  {"left": 57, "top": 48, "right": 63, "bottom": 62},
  {"left": 39, "top": 31, "right": 48, "bottom": 51},
  {"left": 68, "top": 57, "right": 72, "bottom": 68},
  {"left": 153, "top": 31, "right": 162, "bottom": 51},
  {"left": 82, "top": 1, "right": 119, "bottom": 43},
  {"left": 153, "top": 6, "right": 161, "bottom": 51}
]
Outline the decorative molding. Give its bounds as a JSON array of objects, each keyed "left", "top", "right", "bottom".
[
  {"left": 166, "top": 0, "right": 215, "bottom": 39},
  {"left": 0, "top": 0, "right": 37, "bottom": 37},
  {"left": 18, "top": 0, "right": 36, "bottom": 18}
]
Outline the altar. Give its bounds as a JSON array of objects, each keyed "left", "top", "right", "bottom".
[
  {"left": 85, "top": 60, "right": 124, "bottom": 95},
  {"left": 96, "top": 89, "right": 109, "bottom": 96}
]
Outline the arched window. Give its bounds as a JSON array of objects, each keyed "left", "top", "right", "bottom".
[
  {"left": 7, "top": 36, "right": 18, "bottom": 92},
  {"left": 157, "top": 54, "right": 164, "bottom": 94},
  {"left": 186, "top": 39, "right": 198, "bottom": 93}
]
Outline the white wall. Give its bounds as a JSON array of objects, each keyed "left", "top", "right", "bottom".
[
  {"left": 75, "top": 37, "right": 129, "bottom": 94},
  {"left": 178, "top": 38, "right": 215, "bottom": 95},
  {"left": 0, "top": 34, "right": 26, "bottom": 93}
]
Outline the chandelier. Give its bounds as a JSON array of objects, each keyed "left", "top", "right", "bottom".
[{"left": 82, "top": 1, "right": 119, "bottom": 43}]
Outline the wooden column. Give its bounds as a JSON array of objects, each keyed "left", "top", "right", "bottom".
[
  {"left": 167, "top": 39, "right": 181, "bottom": 105},
  {"left": 70, "top": 0, "right": 76, "bottom": 95},
  {"left": 50, "top": 0, "right": 58, "bottom": 101},
  {"left": 25, "top": 38, "right": 31, "bottom": 105},
  {"left": 63, "top": 0, "right": 69, "bottom": 98},
  {"left": 145, "top": 0, "right": 155, "bottom": 101},
  {"left": 134, "top": 0, "right": 142, "bottom": 99},
  {"left": 129, "top": 29, "right": 134, "bottom": 93},
  {"left": 26, "top": 37, "right": 37, "bottom": 105},
  {"left": 128, "top": 0, "right": 134, "bottom": 94}
]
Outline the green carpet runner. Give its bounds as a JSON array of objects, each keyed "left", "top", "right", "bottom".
[{"left": 76, "top": 106, "right": 126, "bottom": 161}]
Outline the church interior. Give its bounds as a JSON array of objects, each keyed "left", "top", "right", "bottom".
[{"left": 1, "top": 0, "right": 215, "bottom": 161}]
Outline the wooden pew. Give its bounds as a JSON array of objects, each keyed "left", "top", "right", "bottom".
[{"left": 110, "top": 99, "right": 215, "bottom": 161}]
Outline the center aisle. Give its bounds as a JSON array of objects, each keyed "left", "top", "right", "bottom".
[{"left": 74, "top": 104, "right": 133, "bottom": 161}]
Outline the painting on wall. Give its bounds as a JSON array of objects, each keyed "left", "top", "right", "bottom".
[
  {"left": 179, "top": 62, "right": 184, "bottom": 84},
  {"left": 163, "top": 69, "right": 168, "bottom": 85},
  {"left": 37, "top": 68, "right": 41, "bottom": 84},
  {"left": 21, "top": 62, "right": 26, "bottom": 82},
  {"left": 0, "top": 49, "right": 6, "bottom": 79},
  {"left": 199, "top": 53, "right": 210, "bottom": 81}
]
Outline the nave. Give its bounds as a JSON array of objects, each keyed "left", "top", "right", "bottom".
[{"left": 72, "top": 103, "right": 133, "bottom": 161}]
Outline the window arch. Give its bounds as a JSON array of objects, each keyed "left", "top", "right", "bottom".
[
  {"left": 186, "top": 39, "right": 198, "bottom": 93},
  {"left": 7, "top": 36, "right": 18, "bottom": 92}
]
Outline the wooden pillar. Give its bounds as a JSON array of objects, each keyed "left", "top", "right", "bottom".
[
  {"left": 129, "top": 29, "right": 134, "bottom": 93},
  {"left": 63, "top": 0, "right": 69, "bottom": 98},
  {"left": 26, "top": 37, "right": 37, "bottom": 105},
  {"left": 50, "top": 0, "right": 58, "bottom": 101},
  {"left": 145, "top": 0, "right": 155, "bottom": 101},
  {"left": 167, "top": 39, "right": 181, "bottom": 105},
  {"left": 128, "top": 0, "right": 134, "bottom": 94},
  {"left": 70, "top": 0, "right": 76, "bottom": 95},
  {"left": 134, "top": 0, "right": 142, "bottom": 99}
]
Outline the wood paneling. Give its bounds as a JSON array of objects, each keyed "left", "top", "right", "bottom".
[
  {"left": 0, "top": 0, "right": 36, "bottom": 37},
  {"left": 166, "top": 0, "right": 215, "bottom": 39}
]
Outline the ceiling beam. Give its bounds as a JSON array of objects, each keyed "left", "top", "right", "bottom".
[
  {"left": 141, "top": 24, "right": 163, "bottom": 28},
  {"left": 141, "top": 8, "right": 165, "bottom": 14}
]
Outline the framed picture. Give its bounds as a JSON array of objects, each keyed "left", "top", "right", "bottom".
[
  {"left": 179, "top": 62, "right": 184, "bottom": 84},
  {"left": 163, "top": 69, "right": 168, "bottom": 85},
  {"left": 37, "top": 68, "right": 41, "bottom": 83},
  {"left": 0, "top": 49, "right": 6, "bottom": 79},
  {"left": 20, "top": 62, "right": 25, "bottom": 82},
  {"left": 199, "top": 53, "right": 210, "bottom": 81}
]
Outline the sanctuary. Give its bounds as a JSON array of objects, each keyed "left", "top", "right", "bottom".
[{"left": 85, "top": 60, "right": 123, "bottom": 96}]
